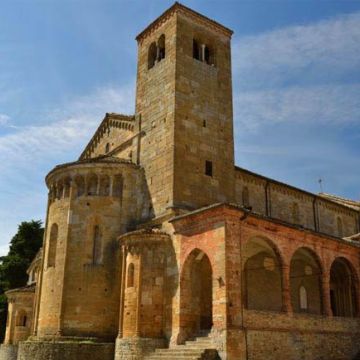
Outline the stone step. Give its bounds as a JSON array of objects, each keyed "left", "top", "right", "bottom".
[{"left": 144, "top": 335, "right": 219, "bottom": 360}]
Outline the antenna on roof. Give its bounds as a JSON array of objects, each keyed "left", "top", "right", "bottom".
[{"left": 318, "top": 178, "right": 324, "bottom": 193}]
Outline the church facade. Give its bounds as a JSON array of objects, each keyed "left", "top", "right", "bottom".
[{"left": 1, "top": 3, "right": 360, "bottom": 360}]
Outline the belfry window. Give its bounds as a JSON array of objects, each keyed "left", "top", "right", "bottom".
[
  {"left": 148, "top": 35, "right": 166, "bottom": 70},
  {"left": 158, "top": 34, "right": 165, "bottom": 61},
  {"left": 193, "top": 39, "right": 214, "bottom": 65},
  {"left": 148, "top": 42, "right": 157, "bottom": 69},
  {"left": 193, "top": 39, "right": 200, "bottom": 60}
]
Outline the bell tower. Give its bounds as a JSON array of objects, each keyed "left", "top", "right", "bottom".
[{"left": 135, "top": 3, "right": 235, "bottom": 216}]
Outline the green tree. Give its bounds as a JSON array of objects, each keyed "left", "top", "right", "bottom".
[{"left": 0, "top": 220, "right": 44, "bottom": 341}]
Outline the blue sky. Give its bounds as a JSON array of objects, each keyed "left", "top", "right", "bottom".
[{"left": 0, "top": 0, "right": 359, "bottom": 254}]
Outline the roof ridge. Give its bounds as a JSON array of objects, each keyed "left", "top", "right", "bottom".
[{"left": 136, "top": 2, "right": 233, "bottom": 43}]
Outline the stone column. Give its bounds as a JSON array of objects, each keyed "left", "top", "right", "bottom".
[
  {"left": 322, "top": 273, "right": 333, "bottom": 316},
  {"left": 281, "top": 264, "right": 293, "bottom": 314}
]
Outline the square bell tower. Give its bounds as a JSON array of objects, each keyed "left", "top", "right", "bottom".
[{"left": 135, "top": 2, "right": 235, "bottom": 217}]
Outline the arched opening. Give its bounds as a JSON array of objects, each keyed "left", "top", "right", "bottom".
[
  {"left": 127, "top": 263, "right": 135, "bottom": 288},
  {"left": 243, "top": 237, "right": 282, "bottom": 312},
  {"left": 330, "top": 258, "right": 357, "bottom": 317},
  {"left": 148, "top": 42, "right": 157, "bottom": 69},
  {"left": 193, "top": 39, "right": 200, "bottom": 60},
  {"left": 47, "top": 223, "right": 58, "bottom": 268},
  {"left": 113, "top": 175, "right": 123, "bottom": 197},
  {"left": 290, "top": 247, "right": 322, "bottom": 314},
  {"left": 158, "top": 34, "right": 165, "bottom": 61},
  {"left": 92, "top": 225, "right": 102, "bottom": 265},
  {"left": 64, "top": 178, "right": 71, "bottom": 198},
  {"left": 56, "top": 182, "right": 63, "bottom": 200},
  {"left": 74, "top": 175, "right": 85, "bottom": 197},
  {"left": 16, "top": 310, "right": 27, "bottom": 327},
  {"left": 87, "top": 174, "right": 98, "bottom": 196},
  {"left": 180, "top": 249, "right": 213, "bottom": 339},
  {"left": 99, "top": 175, "right": 110, "bottom": 196}
]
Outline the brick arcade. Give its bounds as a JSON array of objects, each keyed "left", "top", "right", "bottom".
[{"left": 1, "top": 3, "right": 360, "bottom": 360}]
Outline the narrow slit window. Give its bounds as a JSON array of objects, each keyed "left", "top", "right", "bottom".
[
  {"left": 127, "top": 263, "right": 135, "bottom": 287},
  {"left": 205, "top": 160, "right": 213, "bottom": 177},
  {"left": 93, "top": 225, "right": 102, "bottom": 265}
]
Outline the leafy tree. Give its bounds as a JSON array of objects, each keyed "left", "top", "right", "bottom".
[{"left": 0, "top": 220, "right": 44, "bottom": 341}]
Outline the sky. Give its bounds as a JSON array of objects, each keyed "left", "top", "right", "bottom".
[{"left": 0, "top": 0, "right": 359, "bottom": 254}]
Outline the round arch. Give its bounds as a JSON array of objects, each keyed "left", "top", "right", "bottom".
[
  {"left": 290, "top": 247, "right": 323, "bottom": 314},
  {"left": 180, "top": 248, "right": 213, "bottom": 340},
  {"left": 242, "top": 236, "right": 283, "bottom": 312},
  {"left": 330, "top": 257, "right": 358, "bottom": 317}
]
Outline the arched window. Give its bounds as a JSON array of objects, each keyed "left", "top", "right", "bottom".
[
  {"left": 87, "top": 175, "right": 98, "bottom": 196},
  {"left": 16, "top": 310, "right": 27, "bottom": 327},
  {"left": 193, "top": 39, "right": 200, "bottom": 60},
  {"left": 75, "top": 176, "right": 85, "bottom": 197},
  {"left": 204, "top": 45, "right": 211, "bottom": 64},
  {"left": 292, "top": 202, "right": 300, "bottom": 224},
  {"left": 113, "top": 175, "right": 123, "bottom": 197},
  {"left": 148, "top": 42, "right": 157, "bottom": 69},
  {"left": 99, "top": 175, "right": 110, "bottom": 196},
  {"left": 299, "top": 286, "right": 308, "bottom": 311},
  {"left": 105, "top": 143, "right": 110, "bottom": 154},
  {"left": 56, "top": 183, "right": 63, "bottom": 200},
  {"left": 158, "top": 34, "right": 165, "bottom": 61},
  {"left": 93, "top": 225, "right": 102, "bottom": 265},
  {"left": 64, "top": 178, "right": 71, "bottom": 198},
  {"left": 242, "top": 186, "right": 250, "bottom": 207},
  {"left": 337, "top": 217, "right": 343, "bottom": 238},
  {"left": 127, "top": 263, "right": 135, "bottom": 287},
  {"left": 47, "top": 223, "right": 58, "bottom": 268}
]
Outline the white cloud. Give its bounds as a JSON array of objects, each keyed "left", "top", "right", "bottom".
[
  {"left": 234, "top": 84, "right": 360, "bottom": 131},
  {"left": 233, "top": 11, "right": 360, "bottom": 80},
  {"left": 0, "top": 84, "right": 135, "bottom": 174},
  {"left": 0, "top": 113, "right": 10, "bottom": 125}
]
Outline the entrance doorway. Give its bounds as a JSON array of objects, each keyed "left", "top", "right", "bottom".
[{"left": 180, "top": 249, "right": 213, "bottom": 339}]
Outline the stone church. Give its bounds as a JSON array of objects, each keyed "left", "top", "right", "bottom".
[{"left": 1, "top": 3, "right": 360, "bottom": 360}]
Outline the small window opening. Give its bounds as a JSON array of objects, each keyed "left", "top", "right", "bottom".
[
  {"left": 105, "top": 143, "right": 110, "bottom": 154},
  {"left": 193, "top": 39, "right": 200, "bottom": 60},
  {"left": 205, "top": 160, "right": 213, "bottom": 177},
  {"left": 292, "top": 202, "right": 300, "bottom": 224},
  {"left": 203, "top": 120, "right": 207, "bottom": 127},
  {"left": 93, "top": 225, "right": 102, "bottom": 265},
  {"left": 127, "top": 263, "right": 135, "bottom": 287},
  {"left": 242, "top": 187, "right": 250, "bottom": 207},
  {"left": 158, "top": 34, "right": 165, "bottom": 61},
  {"left": 148, "top": 42, "right": 157, "bottom": 69},
  {"left": 204, "top": 45, "right": 210, "bottom": 64}
]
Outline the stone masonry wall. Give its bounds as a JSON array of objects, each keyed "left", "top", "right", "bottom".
[{"left": 235, "top": 167, "right": 360, "bottom": 239}]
